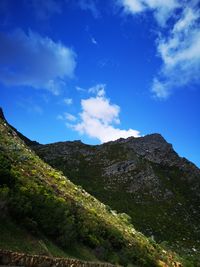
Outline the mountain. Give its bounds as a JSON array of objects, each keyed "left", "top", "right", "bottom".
[
  {"left": 0, "top": 110, "right": 186, "bottom": 266},
  {"left": 32, "top": 132, "right": 200, "bottom": 263}
]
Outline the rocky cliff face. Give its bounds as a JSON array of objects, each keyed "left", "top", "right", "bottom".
[{"left": 33, "top": 134, "right": 200, "bottom": 258}]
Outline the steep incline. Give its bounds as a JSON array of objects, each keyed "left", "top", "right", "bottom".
[{"left": 0, "top": 113, "right": 183, "bottom": 266}]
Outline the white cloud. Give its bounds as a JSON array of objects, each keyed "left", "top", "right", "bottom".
[
  {"left": 152, "top": 78, "right": 169, "bottom": 99},
  {"left": 120, "top": 0, "right": 144, "bottom": 13},
  {"left": 64, "top": 98, "right": 73, "bottom": 105},
  {"left": 88, "top": 83, "right": 106, "bottom": 97},
  {"left": 76, "top": 84, "right": 106, "bottom": 96},
  {"left": 0, "top": 29, "right": 76, "bottom": 95},
  {"left": 118, "top": 1, "right": 200, "bottom": 98},
  {"left": 152, "top": 6, "right": 200, "bottom": 98},
  {"left": 71, "top": 85, "right": 140, "bottom": 143},
  {"left": 158, "top": 8, "right": 200, "bottom": 68},
  {"left": 173, "top": 7, "right": 198, "bottom": 33},
  {"left": 119, "top": 0, "right": 179, "bottom": 26},
  {"left": 81, "top": 96, "right": 120, "bottom": 125}
]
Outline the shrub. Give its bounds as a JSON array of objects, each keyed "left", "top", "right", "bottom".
[{"left": 0, "top": 152, "right": 14, "bottom": 187}]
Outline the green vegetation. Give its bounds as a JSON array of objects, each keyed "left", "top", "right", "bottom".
[
  {"left": 0, "top": 217, "right": 71, "bottom": 257},
  {"left": 0, "top": 118, "right": 184, "bottom": 266},
  {"left": 0, "top": 217, "right": 99, "bottom": 261},
  {"left": 36, "top": 142, "right": 200, "bottom": 266},
  {"left": 47, "top": 152, "right": 199, "bottom": 242}
]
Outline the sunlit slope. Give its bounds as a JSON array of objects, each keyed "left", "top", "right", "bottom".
[{"left": 0, "top": 117, "right": 182, "bottom": 267}]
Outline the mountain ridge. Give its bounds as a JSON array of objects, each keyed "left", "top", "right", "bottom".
[
  {"left": 1, "top": 108, "right": 200, "bottom": 265},
  {"left": 1, "top": 107, "right": 198, "bottom": 171},
  {"left": 0, "top": 108, "right": 186, "bottom": 266}
]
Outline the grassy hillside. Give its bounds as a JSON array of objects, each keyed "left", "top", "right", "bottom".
[{"left": 0, "top": 117, "right": 185, "bottom": 266}]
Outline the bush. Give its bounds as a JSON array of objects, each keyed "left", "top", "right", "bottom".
[
  {"left": 0, "top": 152, "right": 14, "bottom": 187},
  {"left": 9, "top": 184, "right": 77, "bottom": 248}
]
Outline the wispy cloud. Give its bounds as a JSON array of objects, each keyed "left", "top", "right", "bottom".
[
  {"left": 70, "top": 84, "right": 140, "bottom": 143},
  {"left": 77, "top": 0, "right": 100, "bottom": 18},
  {"left": 91, "top": 36, "right": 98, "bottom": 45},
  {"left": 152, "top": 5, "right": 200, "bottom": 98},
  {"left": 57, "top": 112, "right": 77, "bottom": 122},
  {"left": 65, "top": 113, "right": 77, "bottom": 122},
  {"left": 88, "top": 83, "right": 106, "bottom": 96},
  {"left": 0, "top": 29, "right": 76, "bottom": 95},
  {"left": 76, "top": 86, "right": 86, "bottom": 92},
  {"left": 118, "top": 0, "right": 200, "bottom": 98},
  {"left": 64, "top": 98, "right": 73, "bottom": 105}
]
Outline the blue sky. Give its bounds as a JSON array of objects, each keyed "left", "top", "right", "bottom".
[{"left": 0, "top": 0, "right": 200, "bottom": 167}]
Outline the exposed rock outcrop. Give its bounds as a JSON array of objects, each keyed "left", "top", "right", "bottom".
[{"left": 0, "top": 250, "right": 118, "bottom": 267}]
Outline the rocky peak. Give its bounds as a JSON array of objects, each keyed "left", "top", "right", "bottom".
[
  {"left": 119, "top": 134, "right": 199, "bottom": 175},
  {"left": 141, "top": 133, "right": 167, "bottom": 142},
  {"left": 111, "top": 133, "right": 177, "bottom": 166},
  {"left": 126, "top": 133, "right": 170, "bottom": 147}
]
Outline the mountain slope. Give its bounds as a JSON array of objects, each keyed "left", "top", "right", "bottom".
[
  {"left": 32, "top": 135, "right": 200, "bottom": 261},
  {"left": 0, "top": 114, "right": 184, "bottom": 266}
]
